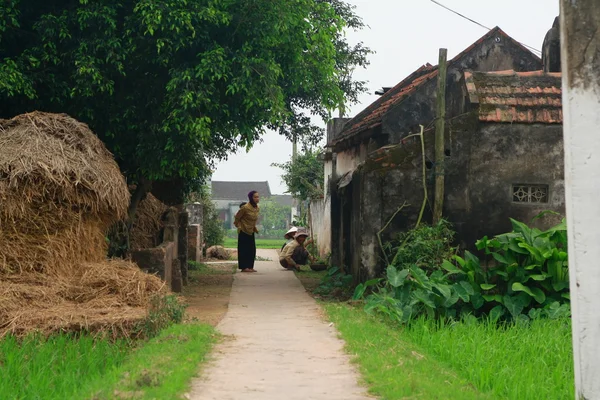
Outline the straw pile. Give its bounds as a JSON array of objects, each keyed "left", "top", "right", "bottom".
[
  {"left": 0, "top": 112, "right": 167, "bottom": 337},
  {"left": 129, "top": 191, "right": 168, "bottom": 250}
]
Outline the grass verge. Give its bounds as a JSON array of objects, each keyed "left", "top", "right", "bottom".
[
  {"left": 324, "top": 303, "right": 491, "bottom": 400},
  {"left": 0, "top": 334, "right": 130, "bottom": 400},
  {"left": 80, "top": 323, "right": 218, "bottom": 399},
  {"left": 403, "top": 317, "right": 574, "bottom": 400},
  {"left": 325, "top": 303, "right": 574, "bottom": 400},
  {"left": 223, "top": 238, "right": 282, "bottom": 249},
  {"left": 1, "top": 323, "right": 218, "bottom": 400}
]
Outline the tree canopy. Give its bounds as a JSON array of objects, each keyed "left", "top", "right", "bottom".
[
  {"left": 273, "top": 149, "right": 324, "bottom": 202},
  {"left": 0, "top": 0, "right": 370, "bottom": 208}
]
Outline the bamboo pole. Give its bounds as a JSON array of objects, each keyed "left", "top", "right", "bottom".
[{"left": 433, "top": 48, "right": 447, "bottom": 224}]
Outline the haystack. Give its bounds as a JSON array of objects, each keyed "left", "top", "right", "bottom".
[
  {"left": 129, "top": 191, "right": 168, "bottom": 250},
  {"left": 0, "top": 112, "right": 167, "bottom": 337}
]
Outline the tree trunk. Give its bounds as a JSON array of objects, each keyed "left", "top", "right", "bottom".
[{"left": 128, "top": 177, "right": 153, "bottom": 220}]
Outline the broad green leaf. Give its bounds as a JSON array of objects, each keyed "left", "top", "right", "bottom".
[
  {"left": 460, "top": 280, "right": 475, "bottom": 295},
  {"left": 413, "top": 289, "right": 435, "bottom": 308},
  {"left": 352, "top": 284, "right": 365, "bottom": 300},
  {"left": 443, "top": 289, "right": 460, "bottom": 308},
  {"left": 491, "top": 252, "right": 508, "bottom": 265},
  {"left": 386, "top": 266, "right": 409, "bottom": 288},
  {"left": 433, "top": 283, "right": 452, "bottom": 300},
  {"left": 503, "top": 295, "right": 525, "bottom": 318},
  {"left": 471, "top": 293, "right": 485, "bottom": 310},
  {"left": 453, "top": 283, "right": 470, "bottom": 302},
  {"left": 480, "top": 283, "right": 496, "bottom": 290},
  {"left": 483, "top": 294, "right": 503, "bottom": 303},
  {"left": 365, "top": 278, "right": 382, "bottom": 287},
  {"left": 530, "top": 274, "right": 550, "bottom": 281},
  {"left": 410, "top": 266, "right": 432, "bottom": 290},
  {"left": 441, "top": 260, "right": 463, "bottom": 274},
  {"left": 489, "top": 305, "right": 505, "bottom": 321}
]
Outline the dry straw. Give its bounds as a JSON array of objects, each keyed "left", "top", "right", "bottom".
[{"left": 0, "top": 112, "right": 167, "bottom": 337}]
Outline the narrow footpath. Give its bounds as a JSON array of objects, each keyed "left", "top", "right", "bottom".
[{"left": 188, "top": 249, "right": 370, "bottom": 400}]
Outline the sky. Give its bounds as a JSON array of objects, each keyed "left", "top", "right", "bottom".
[{"left": 211, "top": 0, "right": 561, "bottom": 195}]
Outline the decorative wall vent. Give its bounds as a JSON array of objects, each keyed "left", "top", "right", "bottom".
[{"left": 512, "top": 184, "right": 549, "bottom": 203}]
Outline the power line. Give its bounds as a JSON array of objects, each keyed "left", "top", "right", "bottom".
[{"left": 429, "top": 0, "right": 542, "bottom": 56}]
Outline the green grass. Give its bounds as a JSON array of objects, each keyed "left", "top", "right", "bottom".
[
  {"left": 325, "top": 303, "right": 491, "bottom": 399},
  {"left": 0, "top": 334, "right": 130, "bottom": 400},
  {"left": 403, "top": 317, "right": 574, "bottom": 400},
  {"left": 80, "top": 323, "right": 218, "bottom": 399},
  {"left": 1, "top": 324, "right": 218, "bottom": 400},
  {"left": 223, "top": 238, "right": 282, "bottom": 249},
  {"left": 324, "top": 303, "right": 574, "bottom": 400}
]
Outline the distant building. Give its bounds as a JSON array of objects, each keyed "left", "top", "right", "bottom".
[{"left": 210, "top": 181, "right": 296, "bottom": 229}]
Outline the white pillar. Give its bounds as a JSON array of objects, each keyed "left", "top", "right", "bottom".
[{"left": 560, "top": 2, "right": 600, "bottom": 398}]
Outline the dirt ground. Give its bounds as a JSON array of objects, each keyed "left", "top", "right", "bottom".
[{"left": 183, "top": 263, "right": 237, "bottom": 326}]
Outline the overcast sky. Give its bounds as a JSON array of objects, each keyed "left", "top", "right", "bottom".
[{"left": 212, "top": 0, "right": 560, "bottom": 195}]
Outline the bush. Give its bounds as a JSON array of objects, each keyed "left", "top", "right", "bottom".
[
  {"left": 359, "top": 216, "right": 570, "bottom": 323},
  {"left": 139, "top": 295, "right": 187, "bottom": 338}
]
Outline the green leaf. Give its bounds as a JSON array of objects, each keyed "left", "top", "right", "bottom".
[
  {"left": 480, "top": 283, "right": 496, "bottom": 290},
  {"left": 460, "top": 281, "right": 475, "bottom": 295},
  {"left": 409, "top": 266, "right": 432, "bottom": 290},
  {"left": 432, "top": 283, "right": 452, "bottom": 300},
  {"left": 413, "top": 289, "right": 435, "bottom": 308},
  {"left": 489, "top": 305, "right": 505, "bottom": 321},
  {"left": 483, "top": 294, "right": 503, "bottom": 303},
  {"left": 352, "top": 284, "right": 365, "bottom": 300},
  {"left": 512, "top": 282, "right": 546, "bottom": 304},
  {"left": 443, "top": 289, "right": 460, "bottom": 307},
  {"left": 454, "top": 283, "right": 470, "bottom": 302},
  {"left": 530, "top": 274, "right": 550, "bottom": 281},
  {"left": 503, "top": 295, "right": 525, "bottom": 318},
  {"left": 441, "top": 260, "right": 463, "bottom": 274},
  {"left": 491, "top": 252, "right": 508, "bottom": 265},
  {"left": 471, "top": 293, "right": 485, "bottom": 310},
  {"left": 386, "top": 266, "right": 409, "bottom": 288}
]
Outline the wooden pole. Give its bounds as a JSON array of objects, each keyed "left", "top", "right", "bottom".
[
  {"left": 433, "top": 48, "right": 447, "bottom": 224},
  {"left": 560, "top": 2, "right": 600, "bottom": 398}
]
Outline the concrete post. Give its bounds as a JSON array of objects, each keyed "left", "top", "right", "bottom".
[
  {"left": 560, "top": 2, "right": 600, "bottom": 398},
  {"left": 178, "top": 211, "right": 189, "bottom": 286}
]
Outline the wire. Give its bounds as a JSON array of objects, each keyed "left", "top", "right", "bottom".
[{"left": 429, "top": 0, "right": 542, "bottom": 56}]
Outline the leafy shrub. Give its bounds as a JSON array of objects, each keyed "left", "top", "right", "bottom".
[
  {"left": 187, "top": 188, "right": 224, "bottom": 248},
  {"left": 139, "top": 295, "right": 187, "bottom": 338},
  {"left": 314, "top": 267, "right": 354, "bottom": 300},
  {"left": 360, "top": 217, "right": 570, "bottom": 324}
]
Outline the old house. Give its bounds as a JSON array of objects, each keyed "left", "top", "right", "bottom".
[{"left": 318, "top": 26, "right": 564, "bottom": 281}]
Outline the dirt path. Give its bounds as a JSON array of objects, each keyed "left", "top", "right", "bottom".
[{"left": 187, "top": 249, "right": 370, "bottom": 400}]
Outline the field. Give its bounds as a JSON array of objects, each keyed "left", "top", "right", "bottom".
[
  {"left": 223, "top": 238, "right": 282, "bottom": 249},
  {"left": 325, "top": 303, "right": 574, "bottom": 400}
]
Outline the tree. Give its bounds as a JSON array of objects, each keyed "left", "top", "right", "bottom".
[
  {"left": 259, "top": 199, "right": 290, "bottom": 238},
  {"left": 273, "top": 149, "right": 324, "bottom": 202},
  {"left": 0, "top": 0, "right": 371, "bottom": 216}
]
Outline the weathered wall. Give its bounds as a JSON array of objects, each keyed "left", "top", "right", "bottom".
[
  {"left": 309, "top": 198, "right": 331, "bottom": 257},
  {"left": 340, "top": 120, "right": 565, "bottom": 280}
]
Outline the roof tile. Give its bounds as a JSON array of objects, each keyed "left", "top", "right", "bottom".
[{"left": 464, "top": 70, "right": 562, "bottom": 124}]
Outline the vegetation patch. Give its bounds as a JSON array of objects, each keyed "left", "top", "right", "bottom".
[
  {"left": 326, "top": 303, "right": 573, "bottom": 400},
  {"left": 78, "top": 324, "right": 218, "bottom": 400},
  {"left": 325, "top": 304, "right": 491, "bottom": 400}
]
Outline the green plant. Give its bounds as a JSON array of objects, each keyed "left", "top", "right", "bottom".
[
  {"left": 467, "top": 216, "right": 570, "bottom": 320},
  {"left": 313, "top": 266, "right": 354, "bottom": 300},
  {"left": 272, "top": 149, "right": 325, "bottom": 202},
  {"left": 0, "top": 334, "right": 130, "bottom": 400},
  {"left": 361, "top": 216, "right": 570, "bottom": 323},
  {"left": 140, "top": 295, "right": 187, "bottom": 338}
]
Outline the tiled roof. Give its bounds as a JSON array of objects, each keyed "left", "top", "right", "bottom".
[
  {"left": 464, "top": 70, "right": 562, "bottom": 123},
  {"left": 211, "top": 181, "right": 271, "bottom": 200},
  {"left": 335, "top": 27, "right": 540, "bottom": 143}
]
